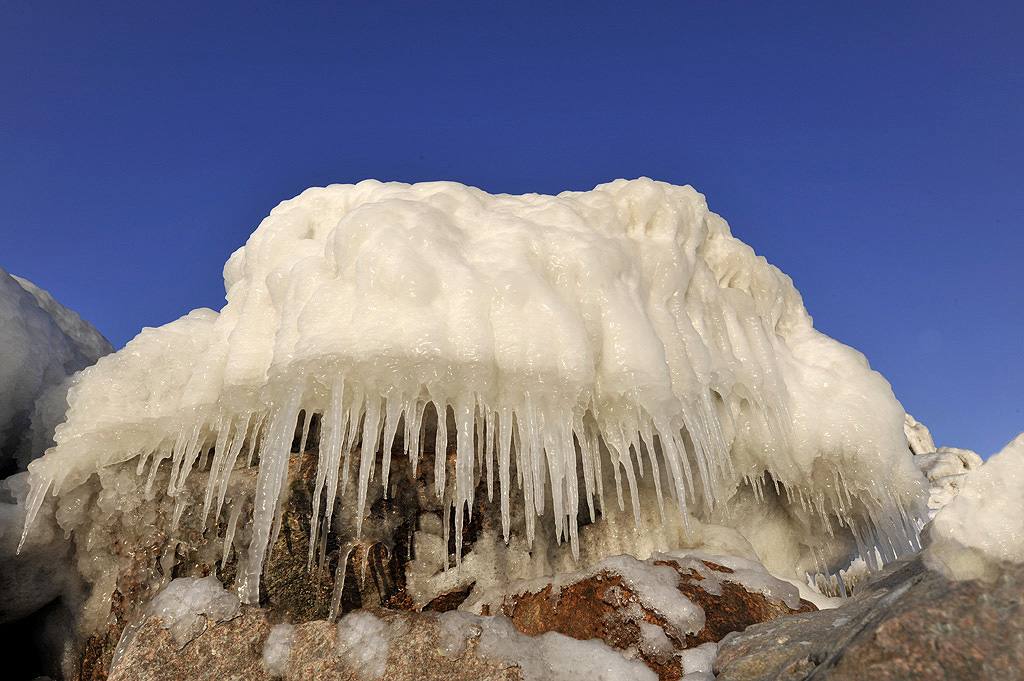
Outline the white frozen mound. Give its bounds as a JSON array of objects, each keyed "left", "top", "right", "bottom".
[
  {"left": 21, "top": 179, "right": 928, "bottom": 602},
  {"left": 926, "top": 432, "right": 1024, "bottom": 580},
  {"left": 0, "top": 268, "right": 113, "bottom": 466}
]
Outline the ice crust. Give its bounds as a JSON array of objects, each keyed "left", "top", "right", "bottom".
[
  {"left": 926, "top": 432, "right": 1024, "bottom": 580},
  {"left": 0, "top": 268, "right": 113, "bottom": 466},
  {"left": 20, "top": 179, "right": 928, "bottom": 602}
]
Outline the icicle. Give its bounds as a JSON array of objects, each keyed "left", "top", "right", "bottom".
[
  {"left": 214, "top": 412, "right": 252, "bottom": 525},
  {"left": 379, "top": 395, "right": 402, "bottom": 498},
  {"left": 202, "top": 412, "right": 233, "bottom": 524},
  {"left": 242, "top": 384, "right": 304, "bottom": 604},
  {"left": 328, "top": 543, "right": 354, "bottom": 621},
  {"left": 221, "top": 500, "right": 243, "bottom": 567},
  {"left": 355, "top": 394, "right": 382, "bottom": 539},
  {"left": 310, "top": 377, "right": 346, "bottom": 570},
  {"left": 498, "top": 406, "right": 513, "bottom": 542},
  {"left": 433, "top": 401, "right": 448, "bottom": 501},
  {"left": 452, "top": 396, "right": 475, "bottom": 565},
  {"left": 484, "top": 406, "right": 496, "bottom": 502}
]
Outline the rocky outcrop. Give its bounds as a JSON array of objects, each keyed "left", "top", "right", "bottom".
[
  {"left": 713, "top": 555, "right": 1024, "bottom": 681},
  {"left": 489, "top": 554, "right": 814, "bottom": 680}
]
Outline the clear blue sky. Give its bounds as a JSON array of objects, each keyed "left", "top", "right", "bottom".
[{"left": 2, "top": 2, "right": 1021, "bottom": 457}]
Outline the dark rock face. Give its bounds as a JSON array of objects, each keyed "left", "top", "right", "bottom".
[{"left": 713, "top": 556, "right": 1024, "bottom": 681}]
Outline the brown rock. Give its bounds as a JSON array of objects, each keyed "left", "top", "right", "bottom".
[{"left": 497, "top": 555, "right": 814, "bottom": 681}]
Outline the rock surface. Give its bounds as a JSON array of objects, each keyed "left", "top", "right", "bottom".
[
  {"left": 713, "top": 555, "right": 1024, "bottom": 681},
  {"left": 490, "top": 554, "right": 814, "bottom": 680}
]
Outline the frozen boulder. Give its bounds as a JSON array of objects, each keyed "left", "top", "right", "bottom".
[
  {"left": 0, "top": 267, "right": 113, "bottom": 470},
  {"left": 925, "top": 432, "right": 1024, "bottom": 581}
]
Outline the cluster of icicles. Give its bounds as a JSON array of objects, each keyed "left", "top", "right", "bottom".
[
  {"left": 112, "top": 373, "right": 742, "bottom": 605},
  {"left": 32, "top": 370, "right": 923, "bottom": 606}
]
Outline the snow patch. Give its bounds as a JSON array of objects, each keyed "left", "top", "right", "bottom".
[{"left": 438, "top": 610, "right": 657, "bottom": 681}]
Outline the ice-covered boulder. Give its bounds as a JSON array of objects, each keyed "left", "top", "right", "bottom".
[
  {"left": 0, "top": 267, "right": 113, "bottom": 470},
  {"left": 21, "top": 179, "right": 928, "bottom": 609},
  {"left": 925, "top": 432, "right": 1024, "bottom": 581}
]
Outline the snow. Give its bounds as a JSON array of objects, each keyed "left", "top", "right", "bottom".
[
  {"left": 262, "top": 623, "right": 296, "bottom": 677},
  {"left": 438, "top": 610, "right": 657, "bottom": 681},
  {"left": 679, "top": 641, "right": 718, "bottom": 680},
  {"left": 145, "top": 576, "right": 240, "bottom": 647},
  {"left": 20, "top": 179, "right": 928, "bottom": 603},
  {"left": 0, "top": 268, "right": 112, "bottom": 468},
  {"left": 925, "top": 432, "right": 1024, "bottom": 580}
]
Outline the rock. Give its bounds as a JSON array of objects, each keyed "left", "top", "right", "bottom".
[
  {"left": 713, "top": 555, "right": 1024, "bottom": 681},
  {"left": 489, "top": 553, "right": 814, "bottom": 680},
  {"left": 108, "top": 607, "right": 523, "bottom": 681}
]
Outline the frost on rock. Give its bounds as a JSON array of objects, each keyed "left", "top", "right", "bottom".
[
  {"left": 438, "top": 610, "right": 657, "bottom": 681},
  {"left": 0, "top": 267, "right": 113, "bottom": 470},
  {"left": 21, "top": 179, "right": 928, "bottom": 605},
  {"left": 145, "top": 576, "right": 240, "bottom": 647},
  {"left": 925, "top": 432, "right": 1024, "bottom": 581},
  {"left": 262, "top": 623, "right": 297, "bottom": 677},
  {"left": 335, "top": 610, "right": 408, "bottom": 680}
]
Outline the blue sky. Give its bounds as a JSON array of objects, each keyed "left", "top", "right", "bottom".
[{"left": 2, "top": 2, "right": 1021, "bottom": 457}]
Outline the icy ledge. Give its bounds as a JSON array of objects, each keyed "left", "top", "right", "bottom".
[{"left": 21, "top": 179, "right": 927, "bottom": 603}]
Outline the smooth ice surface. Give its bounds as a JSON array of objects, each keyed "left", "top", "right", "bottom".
[
  {"left": 0, "top": 267, "right": 112, "bottom": 465},
  {"left": 926, "top": 432, "right": 1024, "bottom": 580},
  {"left": 21, "top": 179, "right": 928, "bottom": 601},
  {"left": 146, "top": 576, "right": 240, "bottom": 647}
]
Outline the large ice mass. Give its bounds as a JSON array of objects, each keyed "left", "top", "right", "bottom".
[{"left": 20, "top": 178, "right": 928, "bottom": 605}]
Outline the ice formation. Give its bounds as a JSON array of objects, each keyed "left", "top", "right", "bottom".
[
  {"left": 0, "top": 267, "right": 113, "bottom": 468},
  {"left": 20, "top": 179, "right": 928, "bottom": 604},
  {"left": 903, "top": 413, "right": 936, "bottom": 455},
  {"left": 925, "top": 432, "right": 1024, "bottom": 580}
]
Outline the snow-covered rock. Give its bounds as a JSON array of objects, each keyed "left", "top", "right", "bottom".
[
  {"left": 925, "top": 432, "right": 1024, "bottom": 581},
  {"left": 22, "top": 180, "right": 928, "bottom": 598},
  {"left": 0, "top": 267, "right": 113, "bottom": 469}
]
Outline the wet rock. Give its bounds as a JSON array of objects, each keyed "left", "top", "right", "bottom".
[{"left": 713, "top": 555, "right": 1024, "bottom": 681}]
